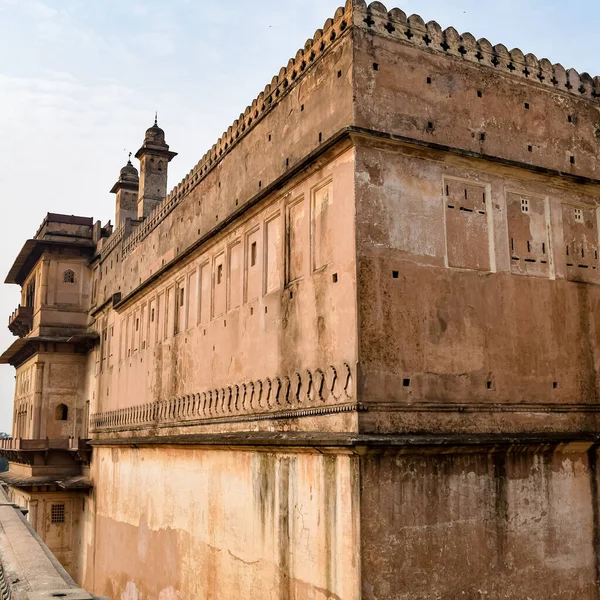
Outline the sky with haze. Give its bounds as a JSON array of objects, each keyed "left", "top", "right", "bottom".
[{"left": 0, "top": 0, "right": 597, "bottom": 432}]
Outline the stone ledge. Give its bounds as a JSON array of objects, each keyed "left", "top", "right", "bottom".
[
  {"left": 0, "top": 488, "right": 99, "bottom": 600},
  {"left": 89, "top": 430, "right": 600, "bottom": 449}
]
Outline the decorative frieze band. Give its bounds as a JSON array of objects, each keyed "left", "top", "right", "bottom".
[{"left": 90, "top": 362, "right": 355, "bottom": 432}]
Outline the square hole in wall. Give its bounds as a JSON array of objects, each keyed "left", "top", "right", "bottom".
[
  {"left": 426, "top": 76, "right": 432, "bottom": 84},
  {"left": 486, "top": 381, "right": 494, "bottom": 390},
  {"left": 332, "top": 273, "right": 338, "bottom": 283},
  {"left": 373, "top": 63, "right": 379, "bottom": 71},
  {"left": 392, "top": 270, "right": 399, "bottom": 279},
  {"left": 402, "top": 378, "right": 411, "bottom": 387},
  {"left": 477, "top": 90, "right": 483, "bottom": 98},
  {"left": 524, "top": 102, "right": 530, "bottom": 109},
  {"left": 553, "top": 381, "right": 558, "bottom": 389}
]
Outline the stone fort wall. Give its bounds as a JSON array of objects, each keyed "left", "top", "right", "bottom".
[{"left": 77, "top": 3, "right": 600, "bottom": 599}]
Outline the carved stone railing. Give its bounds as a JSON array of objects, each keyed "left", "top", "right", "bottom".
[
  {"left": 91, "top": 362, "right": 356, "bottom": 432},
  {"left": 0, "top": 438, "right": 87, "bottom": 451}
]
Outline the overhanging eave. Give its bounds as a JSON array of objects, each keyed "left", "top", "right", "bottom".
[{"left": 5, "top": 239, "right": 96, "bottom": 286}]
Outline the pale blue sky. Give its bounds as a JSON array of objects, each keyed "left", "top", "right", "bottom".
[{"left": 0, "top": 0, "right": 597, "bottom": 432}]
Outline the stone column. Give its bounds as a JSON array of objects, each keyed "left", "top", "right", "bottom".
[
  {"left": 32, "top": 362, "right": 45, "bottom": 439},
  {"left": 28, "top": 498, "right": 39, "bottom": 529},
  {"left": 39, "top": 258, "right": 50, "bottom": 306}
]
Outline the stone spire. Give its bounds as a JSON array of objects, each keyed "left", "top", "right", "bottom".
[
  {"left": 135, "top": 116, "right": 177, "bottom": 219},
  {"left": 110, "top": 154, "right": 139, "bottom": 227}
]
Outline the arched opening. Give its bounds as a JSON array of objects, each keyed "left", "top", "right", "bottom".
[{"left": 55, "top": 403, "right": 68, "bottom": 421}]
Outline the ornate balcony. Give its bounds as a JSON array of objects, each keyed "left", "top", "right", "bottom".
[{"left": 8, "top": 305, "right": 33, "bottom": 337}]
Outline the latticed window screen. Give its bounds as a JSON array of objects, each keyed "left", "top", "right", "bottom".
[
  {"left": 51, "top": 503, "right": 65, "bottom": 523},
  {"left": 63, "top": 269, "right": 75, "bottom": 284}
]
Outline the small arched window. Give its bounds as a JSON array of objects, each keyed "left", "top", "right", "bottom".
[
  {"left": 158, "top": 160, "right": 164, "bottom": 171},
  {"left": 63, "top": 269, "right": 75, "bottom": 284},
  {"left": 55, "top": 403, "right": 68, "bottom": 421}
]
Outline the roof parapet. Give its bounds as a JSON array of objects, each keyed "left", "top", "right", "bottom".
[
  {"left": 355, "top": 2, "right": 599, "bottom": 99},
  {"left": 106, "top": 1, "right": 355, "bottom": 258},
  {"left": 103, "top": 0, "right": 599, "bottom": 260}
]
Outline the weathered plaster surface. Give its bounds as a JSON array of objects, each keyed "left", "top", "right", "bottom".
[{"left": 87, "top": 447, "right": 360, "bottom": 600}]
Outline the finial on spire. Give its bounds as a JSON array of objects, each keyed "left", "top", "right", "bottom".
[
  {"left": 127, "top": 151, "right": 132, "bottom": 164},
  {"left": 154, "top": 111, "right": 158, "bottom": 126}
]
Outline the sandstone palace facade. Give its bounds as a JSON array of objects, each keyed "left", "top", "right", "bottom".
[{"left": 1, "top": 2, "right": 600, "bottom": 598}]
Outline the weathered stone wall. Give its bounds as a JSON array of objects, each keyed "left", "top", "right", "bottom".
[
  {"left": 90, "top": 149, "right": 357, "bottom": 435},
  {"left": 93, "top": 14, "right": 355, "bottom": 311},
  {"left": 84, "top": 445, "right": 360, "bottom": 600},
  {"left": 361, "top": 444, "right": 598, "bottom": 599},
  {"left": 28, "top": 250, "right": 92, "bottom": 337},
  {"left": 9, "top": 488, "right": 86, "bottom": 583},
  {"left": 13, "top": 350, "right": 87, "bottom": 440},
  {"left": 65, "top": 3, "right": 600, "bottom": 599},
  {"left": 352, "top": 2, "right": 600, "bottom": 179},
  {"left": 355, "top": 141, "right": 600, "bottom": 434}
]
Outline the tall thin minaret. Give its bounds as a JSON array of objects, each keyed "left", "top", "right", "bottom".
[
  {"left": 135, "top": 115, "right": 177, "bottom": 219},
  {"left": 110, "top": 154, "right": 139, "bottom": 227}
]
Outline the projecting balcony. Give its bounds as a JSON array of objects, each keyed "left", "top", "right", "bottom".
[
  {"left": 8, "top": 304, "right": 33, "bottom": 337},
  {"left": 0, "top": 437, "right": 91, "bottom": 467}
]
